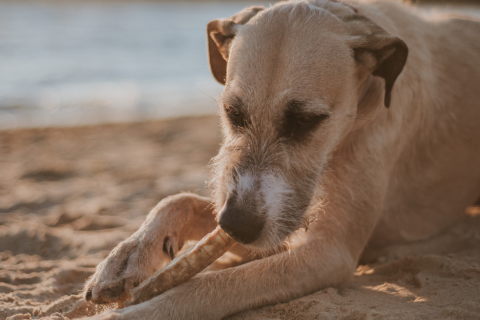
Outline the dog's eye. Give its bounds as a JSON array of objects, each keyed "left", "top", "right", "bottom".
[
  {"left": 225, "top": 106, "right": 247, "bottom": 129},
  {"left": 281, "top": 112, "right": 328, "bottom": 141},
  {"left": 280, "top": 100, "right": 329, "bottom": 142},
  {"left": 296, "top": 115, "right": 316, "bottom": 127}
]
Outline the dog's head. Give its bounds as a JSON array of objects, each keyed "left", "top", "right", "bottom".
[{"left": 207, "top": 0, "right": 408, "bottom": 251}]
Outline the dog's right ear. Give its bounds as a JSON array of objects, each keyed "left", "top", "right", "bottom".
[{"left": 207, "top": 6, "right": 264, "bottom": 85}]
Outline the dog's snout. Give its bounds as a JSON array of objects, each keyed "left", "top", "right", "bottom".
[{"left": 218, "top": 198, "right": 264, "bottom": 244}]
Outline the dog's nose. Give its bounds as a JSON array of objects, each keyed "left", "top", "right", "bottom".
[{"left": 218, "top": 198, "right": 264, "bottom": 244}]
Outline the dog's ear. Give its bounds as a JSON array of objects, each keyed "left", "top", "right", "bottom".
[
  {"left": 347, "top": 16, "right": 408, "bottom": 108},
  {"left": 207, "top": 6, "right": 264, "bottom": 85}
]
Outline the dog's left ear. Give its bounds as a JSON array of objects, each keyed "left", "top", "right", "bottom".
[
  {"left": 347, "top": 16, "right": 408, "bottom": 108},
  {"left": 207, "top": 6, "right": 264, "bottom": 85}
]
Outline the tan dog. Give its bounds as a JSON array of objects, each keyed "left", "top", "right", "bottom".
[{"left": 83, "top": 0, "right": 480, "bottom": 319}]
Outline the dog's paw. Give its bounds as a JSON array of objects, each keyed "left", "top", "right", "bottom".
[{"left": 84, "top": 233, "right": 178, "bottom": 304}]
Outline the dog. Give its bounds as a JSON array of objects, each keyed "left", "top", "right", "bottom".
[{"left": 83, "top": 0, "right": 480, "bottom": 318}]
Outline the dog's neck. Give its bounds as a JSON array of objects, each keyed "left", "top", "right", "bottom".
[{"left": 358, "top": 74, "right": 373, "bottom": 104}]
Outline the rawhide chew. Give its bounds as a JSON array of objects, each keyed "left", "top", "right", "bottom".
[{"left": 125, "top": 226, "right": 235, "bottom": 306}]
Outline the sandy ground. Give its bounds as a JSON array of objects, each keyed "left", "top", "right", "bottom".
[{"left": 1, "top": 116, "right": 479, "bottom": 320}]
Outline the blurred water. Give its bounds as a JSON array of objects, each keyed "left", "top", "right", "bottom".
[
  {"left": 0, "top": 2, "right": 478, "bottom": 130},
  {"left": 0, "top": 1, "right": 260, "bottom": 129}
]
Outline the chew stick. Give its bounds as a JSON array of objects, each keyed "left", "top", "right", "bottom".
[{"left": 125, "top": 226, "right": 235, "bottom": 307}]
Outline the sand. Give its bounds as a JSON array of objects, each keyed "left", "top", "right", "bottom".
[{"left": 1, "top": 116, "right": 479, "bottom": 320}]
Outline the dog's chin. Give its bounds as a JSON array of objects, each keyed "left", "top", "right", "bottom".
[{"left": 239, "top": 216, "right": 307, "bottom": 256}]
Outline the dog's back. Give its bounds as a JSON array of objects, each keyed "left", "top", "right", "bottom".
[{"left": 358, "top": 1, "right": 480, "bottom": 248}]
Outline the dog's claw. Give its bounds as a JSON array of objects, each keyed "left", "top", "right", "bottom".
[
  {"left": 162, "top": 236, "right": 176, "bottom": 261},
  {"left": 84, "top": 288, "right": 93, "bottom": 302}
]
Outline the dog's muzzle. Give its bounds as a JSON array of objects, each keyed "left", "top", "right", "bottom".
[{"left": 218, "top": 197, "right": 265, "bottom": 244}]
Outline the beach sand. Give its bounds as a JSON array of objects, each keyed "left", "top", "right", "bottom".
[{"left": 1, "top": 116, "right": 479, "bottom": 320}]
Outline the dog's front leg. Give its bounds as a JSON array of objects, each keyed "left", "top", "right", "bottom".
[
  {"left": 84, "top": 236, "right": 356, "bottom": 320},
  {"left": 107, "top": 166, "right": 384, "bottom": 319},
  {"left": 84, "top": 162, "right": 385, "bottom": 318},
  {"left": 84, "top": 193, "right": 218, "bottom": 305}
]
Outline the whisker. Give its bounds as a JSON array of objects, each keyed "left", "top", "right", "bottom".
[
  {"left": 347, "top": 114, "right": 382, "bottom": 125},
  {"left": 196, "top": 88, "right": 220, "bottom": 104}
]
